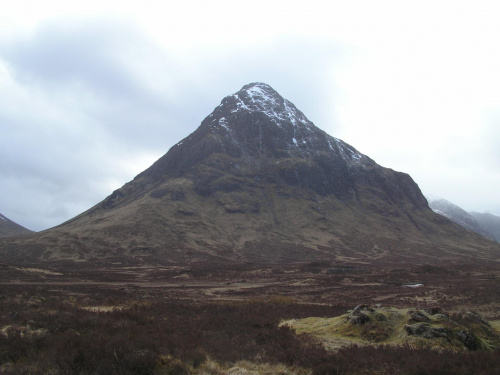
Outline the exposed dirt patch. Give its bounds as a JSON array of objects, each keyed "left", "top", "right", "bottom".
[
  {"left": 81, "top": 305, "right": 125, "bottom": 313},
  {"left": 12, "top": 266, "right": 63, "bottom": 276}
]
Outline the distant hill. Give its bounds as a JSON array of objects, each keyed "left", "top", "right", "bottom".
[
  {"left": 470, "top": 212, "right": 500, "bottom": 242},
  {"left": 425, "top": 196, "right": 494, "bottom": 239},
  {"left": 426, "top": 196, "right": 497, "bottom": 242},
  {"left": 0, "top": 213, "right": 32, "bottom": 238},
  {"left": 1, "top": 83, "right": 499, "bottom": 266}
]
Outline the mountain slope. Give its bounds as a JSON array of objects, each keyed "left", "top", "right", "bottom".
[
  {"left": 0, "top": 213, "right": 32, "bottom": 238},
  {"left": 1, "top": 83, "right": 498, "bottom": 266},
  {"left": 426, "top": 196, "right": 495, "bottom": 240},
  {"left": 470, "top": 212, "right": 500, "bottom": 242}
]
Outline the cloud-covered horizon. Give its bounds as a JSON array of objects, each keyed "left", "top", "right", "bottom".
[{"left": 1, "top": 4, "right": 499, "bottom": 231}]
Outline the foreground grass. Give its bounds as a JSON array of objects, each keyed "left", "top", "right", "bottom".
[{"left": 282, "top": 305, "right": 500, "bottom": 352}]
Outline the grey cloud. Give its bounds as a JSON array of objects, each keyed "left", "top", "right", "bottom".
[
  {"left": 483, "top": 112, "right": 500, "bottom": 168},
  {"left": 1, "top": 18, "right": 193, "bottom": 152},
  {"left": 3, "top": 19, "right": 152, "bottom": 99}
]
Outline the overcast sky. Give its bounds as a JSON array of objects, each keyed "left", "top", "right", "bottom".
[{"left": 1, "top": 1, "right": 499, "bottom": 231}]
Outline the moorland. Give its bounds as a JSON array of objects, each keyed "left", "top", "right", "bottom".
[{"left": 1, "top": 260, "right": 499, "bottom": 374}]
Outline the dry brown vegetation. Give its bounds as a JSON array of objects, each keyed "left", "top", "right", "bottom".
[{"left": 0, "top": 261, "right": 499, "bottom": 374}]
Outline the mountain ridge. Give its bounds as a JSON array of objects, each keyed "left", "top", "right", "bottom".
[
  {"left": 0, "top": 213, "right": 32, "bottom": 238},
  {"left": 426, "top": 196, "right": 497, "bottom": 242}
]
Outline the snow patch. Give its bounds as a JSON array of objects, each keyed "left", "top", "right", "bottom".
[
  {"left": 351, "top": 153, "right": 362, "bottom": 160},
  {"left": 227, "top": 84, "right": 314, "bottom": 130},
  {"left": 219, "top": 117, "right": 230, "bottom": 131},
  {"left": 216, "top": 116, "right": 241, "bottom": 148},
  {"left": 333, "top": 138, "right": 365, "bottom": 165},
  {"left": 433, "top": 209, "right": 447, "bottom": 216},
  {"left": 231, "top": 94, "right": 251, "bottom": 113},
  {"left": 292, "top": 138, "right": 298, "bottom": 146},
  {"left": 425, "top": 194, "right": 445, "bottom": 203},
  {"left": 0, "top": 215, "right": 6, "bottom": 221}
]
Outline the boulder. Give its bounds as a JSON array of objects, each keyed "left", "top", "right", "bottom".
[
  {"left": 348, "top": 305, "right": 374, "bottom": 325},
  {"left": 457, "top": 330, "right": 477, "bottom": 351},
  {"left": 425, "top": 306, "right": 444, "bottom": 315},
  {"left": 405, "top": 323, "right": 450, "bottom": 339},
  {"left": 408, "top": 310, "right": 431, "bottom": 322}
]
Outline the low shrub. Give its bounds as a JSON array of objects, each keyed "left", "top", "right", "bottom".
[{"left": 1, "top": 295, "right": 499, "bottom": 374}]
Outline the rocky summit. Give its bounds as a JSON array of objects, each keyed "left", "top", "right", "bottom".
[{"left": 1, "top": 83, "right": 498, "bottom": 266}]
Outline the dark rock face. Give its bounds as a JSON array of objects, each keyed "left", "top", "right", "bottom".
[{"left": 128, "top": 83, "right": 429, "bottom": 210}]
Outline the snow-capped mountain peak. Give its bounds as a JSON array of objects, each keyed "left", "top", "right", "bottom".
[
  {"left": 227, "top": 82, "right": 311, "bottom": 129},
  {"left": 191, "top": 82, "right": 370, "bottom": 168}
]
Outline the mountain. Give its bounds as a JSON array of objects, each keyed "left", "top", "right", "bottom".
[
  {"left": 1, "top": 83, "right": 498, "bottom": 266},
  {"left": 426, "top": 196, "right": 495, "bottom": 241},
  {"left": 470, "top": 212, "right": 500, "bottom": 242},
  {"left": 0, "top": 213, "right": 32, "bottom": 238}
]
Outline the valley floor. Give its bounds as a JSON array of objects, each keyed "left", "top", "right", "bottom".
[{"left": 0, "top": 261, "right": 499, "bottom": 374}]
